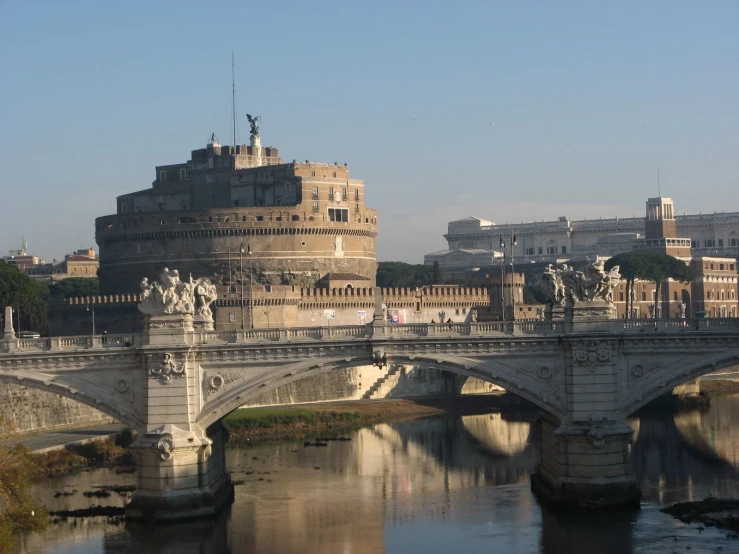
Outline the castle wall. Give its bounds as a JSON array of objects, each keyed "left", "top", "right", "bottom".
[{"left": 96, "top": 211, "right": 377, "bottom": 293}]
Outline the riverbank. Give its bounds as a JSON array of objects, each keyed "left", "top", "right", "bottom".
[
  {"left": 662, "top": 498, "right": 739, "bottom": 535},
  {"left": 223, "top": 393, "right": 536, "bottom": 441},
  {"left": 700, "top": 379, "right": 739, "bottom": 395}
]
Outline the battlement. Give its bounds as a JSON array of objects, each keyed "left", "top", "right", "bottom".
[{"left": 65, "top": 294, "right": 141, "bottom": 305}]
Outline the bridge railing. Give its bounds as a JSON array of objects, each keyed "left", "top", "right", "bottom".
[
  {"left": 2, "top": 318, "right": 738, "bottom": 353},
  {"left": 0, "top": 333, "right": 143, "bottom": 353}
]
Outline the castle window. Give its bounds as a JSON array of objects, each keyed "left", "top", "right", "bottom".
[
  {"left": 561, "top": 246, "right": 567, "bottom": 254},
  {"left": 619, "top": 292, "right": 624, "bottom": 302},
  {"left": 355, "top": 203, "right": 360, "bottom": 213},
  {"left": 313, "top": 201, "right": 319, "bottom": 212},
  {"left": 242, "top": 216, "right": 246, "bottom": 222},
  {"left": 547, "top": 246, "right": 557, "bottom": 255},
  {"left": 719, "top": 239, "right": 724, "bottom": 247},
  {"left": 328, "top": 208, "right": 349, "bottom": 222},
  {"left": 642, "top": 292, "right": 646, "bottom": 301},
  {"left": 525, "top": 248, "right": 534, "bottom": 256},
  {"left": 256, "top": 215, "right": 264, "bottom": 222},
  {"left": 354, "top": 189, "right": 359, "bottom": 201},
  {"left": 121, "top": 202, "right": 128, "bottom": 213},
  {"left": 229, "top": 313, "right": 236, "bottom": 323},
  {"left": 333, "top": 172, "right": 337, "bottom": 178},
  {"left": 342, "top": 188, "right": 347, "bottom": 201},
  {"left": 312, "top": 186, "right": 319, "bottom": 199},
  {"left": 275, "top": 216, "right": 282, "bottom": 221},
  {"left": 538, "top": 247, "right": 543, "bottom": 255},
  {"left": 285, "top": 182, "right": 292, "bottom": 190},
  {"left": 328, "top": 187, "right": 334, "bottom": 200},
  {"left": 311, "top": 171, "right": 316, "bottom": 177},
  {"left": 720, "top": 264, "right": 725, "bottom": 270},
  {"left": 209, "top": 217, "right": 213, "bottom": 222},
  {"left": 691, "top": 240, "right": 698, "bottom": 248},
  {"left": 179, "top": 168, "right": 187, "bottom": 179},
  {"left": 159, "top": 170, "right": 167, "bottom": 181},
  {"left": 705, "top": 240, "right": 715, "bottom": 248}
]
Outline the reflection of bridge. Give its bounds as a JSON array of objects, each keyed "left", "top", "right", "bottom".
[{"left": 1, "top": 307, "right": 739, "bottom": 520}]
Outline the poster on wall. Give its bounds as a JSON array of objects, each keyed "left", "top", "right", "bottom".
[
  {"left": 388, "top": 310, "right": 406, "bottom": 324},
  {"left": 323, "top": 309, "right": 336, "bottom": 321},
  {"left": 357, "top": 311, "right": 367, "bottom": 324}
]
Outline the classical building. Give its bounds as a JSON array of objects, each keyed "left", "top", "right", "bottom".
[
  {"left": 428, "top": 206, "right": 739, "bottom": 274},
  {"left": 25, "top": 249, "right": 99, "bottom": 283},
  {"left": 608, "top": 197, "right": 739, "bottom": 319},
  {"left": 96, "top": 131, "right": 377, "bottom": 293}
]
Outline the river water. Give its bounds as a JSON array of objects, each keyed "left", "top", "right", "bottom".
[{"left": 13, "top": 394, "right": 739, "bottom": 554}]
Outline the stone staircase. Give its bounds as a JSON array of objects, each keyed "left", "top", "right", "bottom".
[{"left": 362, "top": 365, "right": 401, "bottom": 400}]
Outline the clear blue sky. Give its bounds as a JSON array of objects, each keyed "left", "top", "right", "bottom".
[{"left": 1, "top": 1, "right": 737, "bottom": 263}]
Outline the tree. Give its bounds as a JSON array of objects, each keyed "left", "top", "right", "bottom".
[
  {"left": 431, "top": 261, "right": 443, "bottom": 285},
  {"left": 48, "top": 277, "right": 99, "bottom": 299},
  {"left": 0, "top": 262, "right": 48, "bottom": 335},
  {"left": 376, "top": 262, "right": 435, "bottom": 288},
  {"left": 605, "top": 252, "right": 691, "bottom": 318},
  {"left": 605, "top": 252, "right": 647, "bottom": 317},
  {"left": 641, "top": 253, "right": 691, "bottom": 317},
  {"left": 0, "top": 415, "right": 49, "bottom": 553}
]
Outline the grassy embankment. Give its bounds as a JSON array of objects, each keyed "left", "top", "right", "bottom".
[{"left": 32, "top": 429, "right": 136, "bottom": 477}]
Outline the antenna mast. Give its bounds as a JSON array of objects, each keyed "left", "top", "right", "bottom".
[
  {"left": 658, "top": 168, "right": 661, "bottom": 197},
  {"left": 232, "top": 52, "right": 237, "bottom": 148}
]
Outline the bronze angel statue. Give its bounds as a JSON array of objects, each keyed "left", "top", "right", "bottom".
[{"left": 246, "top": 114, "right": 260, "bottom": 137}]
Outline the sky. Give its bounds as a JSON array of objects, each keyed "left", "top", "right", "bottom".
[{"left": 1, "top": 1, "right": 737, "bottom": 263}]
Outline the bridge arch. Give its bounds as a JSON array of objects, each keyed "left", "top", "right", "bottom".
[
  {"left": 196, "top": 353, "right": 565, "bottom": 429},
  {"left": 622, "top": 348, "right": 739, "bottom": 415},
  {"left": 0, "top": 372, "right": 143, "bottom": 429}
]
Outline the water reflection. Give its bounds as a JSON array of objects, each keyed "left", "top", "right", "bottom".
[{"left": 15, "top": 395, "right": 739, "bottom": 554}]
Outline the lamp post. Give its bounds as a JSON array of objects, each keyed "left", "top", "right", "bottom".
[
  {"left": 499, "top": 236, "right": 506, "bottom": 321},
  {"left": 510, "top": 230, "right": 517, "bottom": 320},
  {"left": 87, "top": 305, "right": 95, "bottom": 336},
  {"left": 249, "top": 244, "right": 254, "bottom": 329},
  {"left": 239, "top": 242, "right": 245, "bottom": 330}
]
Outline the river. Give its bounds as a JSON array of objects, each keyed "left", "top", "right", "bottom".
[{"left": 12, "top": 394, "right": 739, "bottom": 554}]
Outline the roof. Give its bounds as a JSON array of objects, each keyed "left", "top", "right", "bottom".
[
  {"left": 65, "top": 255, "right": 97, "bottom": 262},
  {"left": 321, "top": 272, "right": 371, "bottom": 281}
]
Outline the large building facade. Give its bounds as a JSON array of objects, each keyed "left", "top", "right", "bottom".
[
  {"left": 96, "top": 134, "right": 377, "bottom": 293},
  {"left": 427, "top": 208, "right": 739, "bottom": 274}
]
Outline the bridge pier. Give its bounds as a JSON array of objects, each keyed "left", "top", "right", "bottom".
[
  {"left": 533, "top": 413, "right": 640, "bottom": 509},
  {"left": 126, "top": 422, "right": 233, "bottom": 521},
  {"left": 125, "top": 313, "right": 234, "bottom": 521}
]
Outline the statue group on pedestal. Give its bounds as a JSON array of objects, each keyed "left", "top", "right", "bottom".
[
  {"left": 139, "top": 268, "right": 217, "bottom": 322},
  {"left": 537, "top": 261, "right": 621, "bottom": 306}
]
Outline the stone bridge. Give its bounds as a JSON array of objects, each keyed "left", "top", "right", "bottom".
[{"left": 2, "top": 309, "right": 739, "bottom": 520}]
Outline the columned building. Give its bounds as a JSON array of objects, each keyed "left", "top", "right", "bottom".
[{"left": 427, "top": 206, "right": 739, "bottom": 274}]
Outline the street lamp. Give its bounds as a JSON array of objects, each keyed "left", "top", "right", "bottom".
[
  {"left": 248, "top": 244, "right": 254, "bottom": 329},
  {"left": 87, "top": 305, "right": 95, "bottom": 336},
  {"left": 510, "top": 231, "right": 517, "bottom": 320}
]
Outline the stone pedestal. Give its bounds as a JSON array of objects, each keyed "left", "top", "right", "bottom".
[
  {"left": 126, "top": 423, "right": 233, "bottom": 522},
  {"left": 532, "top": 413, "right": 640, "bottom": 509},
  {"left": 144, "top": 314, "right": 194, "bottom": 346},
  {"left": 3, "top": 306, "right": 16, "bottom": 339},
  {"left": 193, "top": 315, "right": 214, "bottom": 331}
]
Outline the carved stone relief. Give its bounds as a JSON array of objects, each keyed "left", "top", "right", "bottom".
[
  {"left": 573, "top": 341, "right": 612, "bottom": 371},
  {"left": 149, "top": 353, "right": 185, "bottom": 384}
]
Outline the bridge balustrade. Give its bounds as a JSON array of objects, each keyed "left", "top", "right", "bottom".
[{"left": 2, "top": 319, "right": 738, "bottom": 353}]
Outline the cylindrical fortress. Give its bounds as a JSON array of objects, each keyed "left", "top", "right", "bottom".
[{"left": 95, "top": 135, "right": 377, "bottom": 293}]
